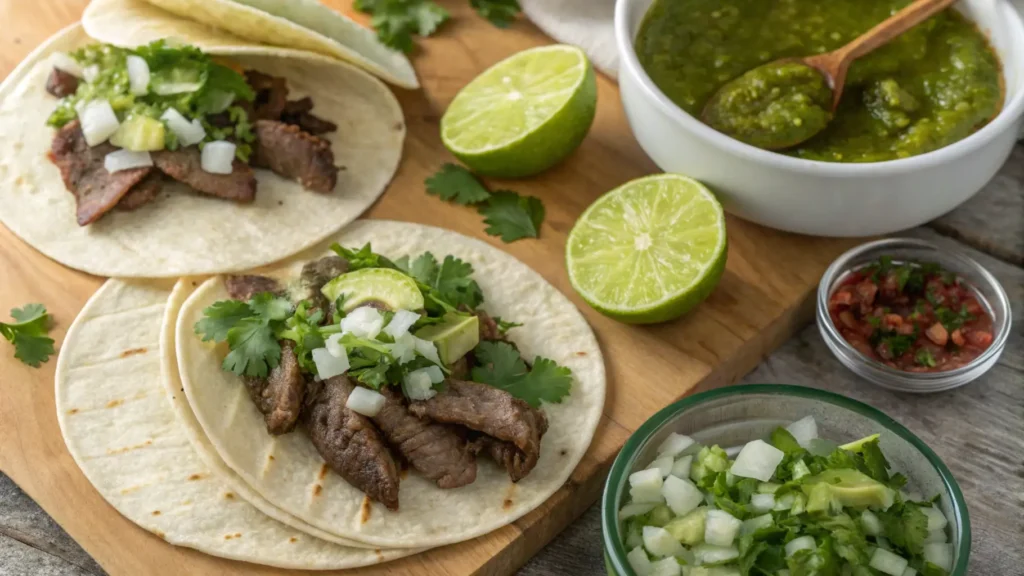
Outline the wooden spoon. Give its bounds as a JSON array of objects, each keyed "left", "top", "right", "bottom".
[{"left": 701, "top": 0, "right": 959, "bottom": 150}]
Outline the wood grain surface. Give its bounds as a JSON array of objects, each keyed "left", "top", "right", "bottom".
[{"left": 1, "top": 1, "right": 983, "bottom": 575}]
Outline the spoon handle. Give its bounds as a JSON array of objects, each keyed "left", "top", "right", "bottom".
[{"left": 837, "top": 0, "right": 959, "bottom": 63}]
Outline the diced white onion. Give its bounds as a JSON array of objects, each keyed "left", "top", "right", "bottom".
[
  {"left": 627, "top": 546, "right": 653, "bottom": 576},
  {"left": 869, "top": 548, "right": 909, "bottom": 576},
  {"left": 785, "top": 536, "right": 815, "bottom": 557},
  {"left": 386, "top": 333, "right": 417, "bottom": 365},
  {"left": 79, "top": 100, "right": 120, "bottom": 146},
  {"left": 345, "top": 386, "right": 386, "bottom": 417},
  {"left": 413, "top": 336, "right": 441, "bottom": 365},
  {"left": 402, "top": 369, "right": 435, "bottom": 401},
  {"left": 901, "top": 568, "right": 918, "bottom": 576},
  {"left": 628, "top": 468, "right": 665, "bottom": 505},
  {"left": 618, "top": 503, "right": 657, "bottom": 521},
  {"left": 924, "top": 529, "right": 947, "bottom": 544},
  {"left": 749, "top": 493, "right": 775, "bottom": 513},
  {"left": 82, "top": 64, "right": 100, "bottom": 83},
  {"left": 860, "top": 510, "right": 882, "bottom": 536},
  {"left": 340, "top": 306, "right": 384, "bottom": 339},
  {"left": 384, "top": 309, "right": 420, "bottom": 339},
  {"left": 662, "top": 475, "right": 703, "bottom": 517},
  {"left": 670, "top": 455, "right": 692, "bottom": 479},
  {"left": 740, "top": 513, "right": 773, "bottom": 536},
  {"left": 704, "top": 509, "right": 742, "bottom": 547},
  {"left": 104, "top": 149, "right": 152, "bottom": 173},
  {"left": 161, "top": 108, "right": 205, "bottom": 147},
  {"left": 200, "top": 141, "right": 236, "bottom": 175},
  {"left": 922, "top": 543, "right": 952, "bottom": 571},
  {"left": 785, "top": 416, "right": 818, "bottom": 448},
  {"left": 692, "top": 543, "right": 739, "bottom": 566},
  {"left": 757, "top": 482, "right": 781, "bottom": 494},
  {"left": 642, "top": 526, "right": 683, "bottom": 558},
  {"left": 657, "top": 432, "right": 695, "bottom": 458},
  {"left": 312, "top": 347, "right": 348, "bottom": 379},
  {"left": 649, "top": 557, "right": 680, "bottom": 576},
  {"left": 325, "top": 333, "right": 346, "bottom": 359},
  {"left": 647, "top": 456, "right": 674, "bottom": 479},
  {"left": 51, "top": 53, "right": 83, "bottom": 78},
  {"left": 125, "top": 55, "right": 150, "bottom": 96},
  {"left": 731, "top": 440, "right": 784, "bottom": 482},
  {"left": 922, "top": 507, "right": 948, "bottom": 531},
  {"left": 422, "top": 365, "right": 444, "bottom": 384}
]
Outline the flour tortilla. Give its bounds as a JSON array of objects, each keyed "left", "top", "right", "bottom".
[
  {"left": 0, "top": 24, "right": 404, "bottom": 278},
  {"left": 55, "top": 279, "right": 416, "bottom": 569},
  {"left": 86, "top": 0, "right": 418, "bottom": 88},
  {"left": 175, "top": 220, "right": 607, "bottom": 548}
]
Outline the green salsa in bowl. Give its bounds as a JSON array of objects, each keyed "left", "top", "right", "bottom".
[{"left": 635, "top": 0, "right": 1004, "bottom": 162}]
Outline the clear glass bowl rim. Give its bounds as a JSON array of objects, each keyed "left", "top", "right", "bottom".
[{"left": 600, "top": 384, "right": 971, "bottom": 576}]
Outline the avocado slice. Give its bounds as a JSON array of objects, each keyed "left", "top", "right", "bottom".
[
  {"left": 801, "top": 469, "right": 895, "bottom": 511},
  {"left": 321, "top": 268, "right": 424, "bottom": 312},
  {"left": 413, "top": 313, "right": 479, "bottom": 365},
  {"left": 663, "top": 506, "right": 708, "bottom": 545}
]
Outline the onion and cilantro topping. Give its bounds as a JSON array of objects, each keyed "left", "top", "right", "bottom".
[
  {"left": 47, "top": 41, "right": 255, "bottom": 161},
  {"left": 619, "top": 419, "right": 954, "bottom": 576}
]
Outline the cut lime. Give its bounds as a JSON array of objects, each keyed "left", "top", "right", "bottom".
[
  {"left": 320, "top": 268, "right": 424, "bottom": 312},
  {"left": 441, "top": 44, "right": 597, "bottom": 178},
  {"left": 565, "top": 174, "right": 727, "bottom": 324}
]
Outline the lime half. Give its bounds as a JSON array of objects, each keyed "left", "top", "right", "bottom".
[
  {"left": 441, "top": 44, "right": 597, "bottom": 178},
  {"left": 566, "top": 174, "right": 728, "bottom": 324}
]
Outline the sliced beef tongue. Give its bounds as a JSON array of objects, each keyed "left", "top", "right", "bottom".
[
  {"left": 152, "top": 147, "right": 256, "bottom": 202},
  {"left": 245, "top": 70, "right": 289, "bottom": 121},
  {"left": 371, "top": 386, "right": 477, "bottom": 489},
  {"left": 224, "top": 274, "right": 282, "bottom": 302},
  {"left": 243, "top": 340, "right": 305, "bottom": 435},
  {"left": 252, "top": 120, "right": 337, "bottom": 194},
  {"left": 409, "top": 380, "right": 548, "bottom": 482},
  {"left": 51, "top": 121, "right": 155, "bottom": 226},
  {"left": 46, "top": 67, "right": 79, "bottom": 98},
  {"left": 305, "top": 376, "right": 401, "bottom": 510},
  {"left": 116, "top": 172, "right": 164, "bottom": 211}
]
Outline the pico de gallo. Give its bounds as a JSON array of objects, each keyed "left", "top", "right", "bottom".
[{"left": 828, "top": 256, "right": 995, "bottom": 373}]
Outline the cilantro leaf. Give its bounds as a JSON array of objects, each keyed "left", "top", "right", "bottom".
[
  {"left": 1, "top": 304, "right": 55, "bottom": 367},
  {"left": 915, "top": 348, "right": 936, "bottom": 367},
  {"left": 425, "top": 163, "right": 492, "bottom": 205},
  {"left": 249, "top": 293, "right": 293, "bottom": 322},
  {"left": 470, "top": 341, "right": 572, "bottom": 408},
  {"left": 223, "top": 318, "right": 281, "bottom": 378},
  {"left": 436, "top": 255, "right": 485, "bottom": 309},
  {"left": 859, "top": 439, "right": 891, "bottom": 483},
  {"left": 879, "top": 502, "right": 929, "bottom": 555},
  {"left": 770, "top": 427, "right": 803, "bottom": 454},
  {"left": 194, "top": 292, "right": 295, "bottom": 378},
  {"left": 355, "top": 0, "right": 449, "bottom": 52},
  {"left": 470, "top": 0, "right": 521, "bottom": 28},
  {"left": 492, "top": 316, "right": 523, "bottom": 336},
  {"left": 330, "top": 242, "right": 399, "bottom": 271},
  {"left": 478, "top": 191, "right": 545, "bottom": 242},
  {"left": 195, "top": 300, "right": 253, "bottom": 342}
]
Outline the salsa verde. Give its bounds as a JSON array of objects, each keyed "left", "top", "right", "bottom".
[{"left": 635, "top": 0, "right": 1004, "bottom": 162}]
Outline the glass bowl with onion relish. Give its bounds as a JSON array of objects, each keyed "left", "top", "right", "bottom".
[{"left": 817, "top": 238, "right": 1011, "bottom": 393}]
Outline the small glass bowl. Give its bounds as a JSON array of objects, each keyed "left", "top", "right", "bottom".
[
  {"left": 817, "top": 238, "right": 1011, "bottom": 393},
  {"left": 601, "top": 385, "right": 970, "bottom": 576}
]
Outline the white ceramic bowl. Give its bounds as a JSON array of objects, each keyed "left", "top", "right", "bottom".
[{"left": 615, "top": 0, "right": 1024, "bottom": 237}]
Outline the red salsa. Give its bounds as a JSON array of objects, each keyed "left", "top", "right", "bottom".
[{"left": 828, "top": 256, "right": 994, "bottom": 372}]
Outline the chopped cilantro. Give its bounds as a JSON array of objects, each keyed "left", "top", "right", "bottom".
[
  {"left": 396, "top": 251, "right": 485, "bottom": 311},
  {"left": 915, "top": 348, "right": 937, "bottom": 368},
  {"left": 492, "top": 316, "right": 523, "bottom": 335},
  {"left": 470, "top": 0, "right": 521, "bottom": 27},
  {"left": 1, "top": 304, "right": 55, "bottom": 367},
  {"left": 876, "top": 332, "right": 916, "bottom": 358},
  {"left": 354, "top": 0, "right": 450, "bottom": 52},
  {"left": 470, "top": 341, "right": 572, "bottom": 408},
  {"left": 894, "top": 266, "right": 912, "bottom": 292},
  {"left": 935, "top": 304, "right": 973, "bottom": 332},
  {"left": 879, "top": 502, "right": 929, "bottom": 555},
  {"left": 425, "top": 163, "right": 492, "bottom": 205},
  {"left": 478, "top": 191, "right": 545, "bottom": 242}
]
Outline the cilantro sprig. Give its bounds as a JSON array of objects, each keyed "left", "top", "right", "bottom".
[
  {"left": 196, "top": 293, "right": 292, "bottom": 378},
  {"left": 355, "top": 0, "right": 520, "bottom": 52},
  {"left": 1, "top": 304, "right": 55, "bottom": 367},
  {"left": 470, "top": 341, "right": 572, "bottom": 407}
]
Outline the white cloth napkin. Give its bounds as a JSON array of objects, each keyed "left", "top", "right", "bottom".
[{"left": 520, "top": 0, "right": 620, "bottom": 78}]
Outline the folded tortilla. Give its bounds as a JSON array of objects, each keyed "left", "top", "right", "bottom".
[
  {"left": 0, "top": 24, "right": 404, "bottom": 278},
  {"left": 54, "top": 279, "right": 418, "bottom": 569},
  {"left": 174, "top": 220, "right": 607, "bottom": 548}
]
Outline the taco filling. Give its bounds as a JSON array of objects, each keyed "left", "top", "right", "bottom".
[
  {"left": 195, "top": 244, "right": 573, "bottom": 510},
  {"left": 45, "top": 40, "right": 339, "bottom": 226}
]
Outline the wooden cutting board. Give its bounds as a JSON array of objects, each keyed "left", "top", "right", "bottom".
[{"left": 0, "top": 1, "right": 861, "bottom": 574}]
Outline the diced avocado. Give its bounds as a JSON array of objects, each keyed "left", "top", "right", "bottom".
[
  {"left": 110, "top": 114, "right": 165, "bottom": 151},
  {"left": 664, "top": 506, "right": 708, "bottom": 545},
  {"left": 690, "top": 446, "right": 729, "bottom": 484},
  {"left": 321, "top": 268, "right": 424, "bottom": 313},
  {"left": 413, "top": 313, "right": 479, "bottom": 365},
  {"left": 802, "top": 469, "right": 895, "bottom": 511},
  {"left": 646, "top": 505, "right": 674, "bottom": 527},
  {"left": 840, "top": 434, "right": 881, "bottom": 453}
]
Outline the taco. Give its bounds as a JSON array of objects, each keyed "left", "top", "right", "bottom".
[
  {"left": 175, "top": 220, "right": 606, "bottom": 548},
  {"left": 0, "top": 25, "right": 403, "bottom": 277}
]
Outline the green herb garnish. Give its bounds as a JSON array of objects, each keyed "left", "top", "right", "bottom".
[
  {"left": 425, "top": 163, "right": 492, "bottom": 204},
  {"left": 1, "top": 304, "right": 55, "bottom": 367},
  {"left": 478, "top": 191, "right": 545, "bottom": 242},
  {"left": 356, "top": 0, "right": 520, "bottom": 52},
  {"left": 470, "top": 341, "right": 572, "bottom": 407},
  {"left": 914, "top": 348, "right": 937, "bottom": 367}
]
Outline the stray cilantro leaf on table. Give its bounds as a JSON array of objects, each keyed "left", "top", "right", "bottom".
[
  {"left": 425, "top": 163, "right": 493, "bottom": 204},
  {"left": 470, "top": 0, "right": 521, "bottom": 28},
  {"left": 355, "top": 0, "right": 450, "bottom": 52},
  {"left": 478, "top": 190, "right": 545, "bottom": 242},
  {"left": 1, "top": 304, "right": 55, "bottom": 367},
  {"left": 470, "top": 341, "right": 572, "bottom": 408}
]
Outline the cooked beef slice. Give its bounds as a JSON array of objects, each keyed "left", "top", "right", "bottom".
[
  {"left": 371, "top": 386, "right": 477, "bottom": 489},
  {"left": 51, "top": 121, "right": 155, "bottom": 226},
  {"left": 152, "top": 148, "right": 256, "bottom": 202},
  {"left": 243, "top": 340, "right": 305, "bottom": 435},
  {"left": 251, "top": 120, "right": 337, "bottom": 194},
  {"left": 281, "top": 97, "right": 338, "bottom": 136},
  {"left": 448, "top": 355, "right": 471, "bottom": 381},
  {"left": 476, "top": 310, "right": 504, "bottom": 342},
  {"left": 304, "top": 376, "right": 401, "bottom": 510},
  {"left": 116, "top": 173, "right": 164, "bottom": 211},
  {"left": 46, "top": 67, "right": 79, "bottom": 98},
  {"left": 224, "top": 275, "right": 282, "bottom": 301},
  {"left": 281, "top": 97, "right": 314, "bottom": 117},
  {"left": 245, "top": 70, "right": 289, "bottom": 121},
  {"left": 298, "top": 256, "right": 350, "bottom": 317},
  {"left": 470, "top": 436, "right": 537, "bottom": 483},
  {"left": 409, "top": 380, "right": 548, "bottom": 482}
]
